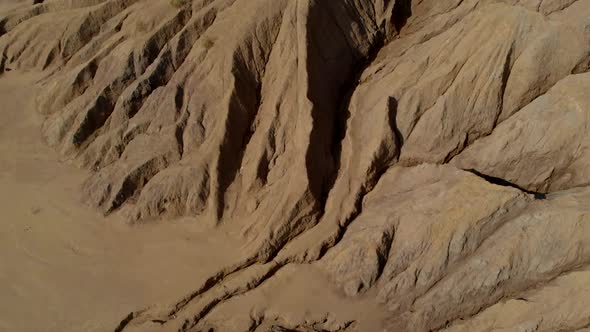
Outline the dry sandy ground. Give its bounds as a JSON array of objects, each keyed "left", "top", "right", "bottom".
[
  {"left": 0, "top": 71, "right": 238, "bottom": 332},
  {"left": 3, "top": 1, "right": 590, "bottom": 331},
  {"left": 0, "top": 71, "right": 385, "bottom": 332},
  {"left": 0, "top": 70, "right": 237, "bottom": 331},
  {"left": 0, "top": 0, "right": 27, "bottom": 13}
]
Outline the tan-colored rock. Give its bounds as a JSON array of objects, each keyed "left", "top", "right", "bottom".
[
  {"left": 2, "top": 0, "right": 590, "bottom": 331},
  {"left": 321, "top": 164, "right": 530, "bottom": 299},
  {"left": 452, "top": 73, "right": 590, "bottom": 193},
  {"left": 325, "top": 167, "right": 590, "bottom": 331}
]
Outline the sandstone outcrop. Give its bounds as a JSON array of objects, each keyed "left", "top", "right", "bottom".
[{"left": 2, "top": 0, "right": 590, "bottom": 331}]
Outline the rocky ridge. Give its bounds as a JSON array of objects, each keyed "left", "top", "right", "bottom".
[{"left": 2, "top": 0, "right": 590, "bottom": 331}]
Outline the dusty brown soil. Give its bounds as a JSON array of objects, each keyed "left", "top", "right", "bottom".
[
  {"left": 0, "top": 72, "right": 385, "bottom": 332},
  {"left": 2, "top": 0, "right": 590, "bottom": 331},
  {"left": 0, "top": 70, "right": 237, "bottom": 331}
]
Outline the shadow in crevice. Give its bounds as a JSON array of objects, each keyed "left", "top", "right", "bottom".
[
  {"left": 465, "top": 168, "right": 547, "bottom": 200},
  {"left": 326, "top": 0, "right": 413, "bottom": 202},
  {"left": 0, "top": 50, "right": 6, "bottom": 75},
  {"left": 392, "top": 0, "right": 413, "bottom": 33},
  {"left": 387, "top": 96, "right": 404, "bottom": 148},
  {"left": 258, "top": 1, "right": 416, "bottom": 262},
  {"left": 326, "top": 29, "right": 387, "bottom": 204},
  {"left": 572, "top": 54, "right": 590, "bottom": 74},
  {"left": 214, "top": 73, "right": 263, "bottom": 221}
]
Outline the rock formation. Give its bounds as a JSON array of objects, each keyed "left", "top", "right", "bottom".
[{"left": 2, "top": 0, "right": 590, "bottom": 331}]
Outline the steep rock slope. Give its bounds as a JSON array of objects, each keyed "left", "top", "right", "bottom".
[{"left": 2, "top": 0, "right": 590, "bottom": 331}]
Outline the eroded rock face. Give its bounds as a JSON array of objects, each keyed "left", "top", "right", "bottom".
[
  {"left": 452, "top": 73, "right": 590, "bottom": 193},
  {"left": 2, "top": 0, "right": 590, "bottom": 331}
]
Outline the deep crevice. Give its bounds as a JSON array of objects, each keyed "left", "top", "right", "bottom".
[
  {"left": 213, "top": 22, "right": 280, "bottom": 222},
  {"left": 327, "top": 0, "right": 411, "bottom": 203},
  {"left": 464, "top": 168, "right": 547, "bottom": 199},
  {"left": 328, "top": 28, "right": 386, "bottom": 194},
  {"left": 266, "top": 1, "right": 412, "bottom": 266},
  {"left": 392, "top": 0, "right": 413, "bottom": 33},
  {"left": 0, "top": 50, "right": 6, "bottom": 74}
]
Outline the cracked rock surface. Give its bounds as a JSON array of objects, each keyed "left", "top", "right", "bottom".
[{"left": 2, "top": 0, "right": 590, "bottom": 331}]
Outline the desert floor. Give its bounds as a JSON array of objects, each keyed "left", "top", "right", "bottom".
[
  {"left": 0, "top": 70, "right": 385, "bottom": 332},
  {"left": 0, "top": 70, "right": 240, "bottom": 331}
]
